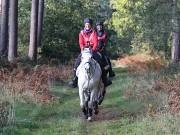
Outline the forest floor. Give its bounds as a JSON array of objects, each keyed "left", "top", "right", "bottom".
[{"left": 0, "top": 54, "right": 180, "bottom": 135}]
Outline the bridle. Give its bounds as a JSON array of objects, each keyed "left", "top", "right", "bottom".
[{"left": 83, "top": 59, "right": 96, "bottom": 80}]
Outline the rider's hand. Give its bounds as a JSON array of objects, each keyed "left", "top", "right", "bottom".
[{"left": 99, "top": 47, "right": 104, "bottom": 52}]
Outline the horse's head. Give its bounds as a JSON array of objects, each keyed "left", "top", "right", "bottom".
[{"left": 81, "top": 48, "right": 93, "bottom": 73}]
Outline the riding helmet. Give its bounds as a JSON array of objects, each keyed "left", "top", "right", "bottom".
[
  {"left": 96, "top": 21, "right": 104, "bottom": 26},
  {"left": 84, "top": 18, "right": 93, "bottom": 25}
]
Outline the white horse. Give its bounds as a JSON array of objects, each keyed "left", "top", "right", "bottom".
[{"left": 76, "top": 48, "right": 105, "bottom": 121}]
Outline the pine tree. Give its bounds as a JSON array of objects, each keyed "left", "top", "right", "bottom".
[
  {"left": 0, "top": 0, "right": 9, "bottom": 56},
  {"left": 37, "top": 0, "right": 44, "bottom": 47},
  {"left": 171, "top": 0, "right": 180, "bottom": 63},
  {"left": 28, "top": 0, "right": 39, "bottom": 61},
  {"left": 8, "top": 0, "right": 18, "bottom": 62}
]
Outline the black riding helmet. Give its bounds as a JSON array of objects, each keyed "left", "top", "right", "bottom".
[
  {"left": 96, "top": 21, "right": 104, "bottom": 27},
  {"left": 96, "top": 21, "right": 104, "bottom": 32}
]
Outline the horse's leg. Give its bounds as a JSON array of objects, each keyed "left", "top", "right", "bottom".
[
  {"left": 82, "top": 100, "right": 88, "bottom": 119},
  {"left": 79, "top": 88, "right": 88, "bottom": 119},
  {"left": 92, "top": 88, "right": 99, "bottom": 115},
  {"left": 98, "top": 81, "right": 106, "bottom": 105},
  {"left": 87, "top": 90, "right": 97, "bottom": 121},
  {"left": 98, "top": 88, "right": 106, "bottom": 105},
  {"left": 93, "top": 100, "right": 99, "bottom": 115}
]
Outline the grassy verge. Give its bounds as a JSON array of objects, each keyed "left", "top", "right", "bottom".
[{"left": 1, "top": 66, "right": 180, "bottom": 135}]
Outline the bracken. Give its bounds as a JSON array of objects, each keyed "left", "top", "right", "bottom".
[
  {"left": 154, "top": 77, "right": 180, "bottom": 113},
  {"left": 0, "top": 64, "right": 71, "bottom": 103}
]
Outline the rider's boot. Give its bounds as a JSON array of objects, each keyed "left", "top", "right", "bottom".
[
  {"left": 109, "top": 70, "right": 115, "bottom": 77},
  {"left": 102, "top": 72, "right": 112, "bottom": 87},
  {"left": 106, "top": 56, "right": 115, "bottom": 77},
  {"left": 68, "top": 77, "right": 77, "bottom": 88},
  {"left": 68, "top": 70, "right": 78, "bottom": 88}
]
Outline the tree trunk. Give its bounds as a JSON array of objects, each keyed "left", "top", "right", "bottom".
[
  {"left": 37, "top": 0, "right": 44, "bottom": 47},
  {"left": 28, "top": 0, "right": 39, "bottom": 61},
  {"left": 172, "top": 32, "right": 180, "bottom": 63},
  {"left": 8, "top": 0, "right": 18, "bottom": 62},
  {"left": 171, "top": 0, "right": 180, "bottom": 63},
  {"left": 0, "top": 0, "right": 9, "bottom": 56}
]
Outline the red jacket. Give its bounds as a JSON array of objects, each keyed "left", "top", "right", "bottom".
[{"left": 79, "top": 30, "right": 98, "bottom": 51}]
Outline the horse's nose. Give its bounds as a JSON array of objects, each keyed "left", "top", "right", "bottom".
[
  {"left": 84, "top": 63, "right": 91, "bottom": 74},
  {"left": 84, "top": 63, "right": 90, "bottom": 71}
]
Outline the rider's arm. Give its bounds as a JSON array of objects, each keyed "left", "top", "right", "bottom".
[
  {"left": 79, "top": 32, "right": 84, "bottom": 50},
  {"left": 104, "top": 32, "right": 108, "bottom": 46},
  {"left": 92, "top": 32, "right": 98, "bottom": 52}
]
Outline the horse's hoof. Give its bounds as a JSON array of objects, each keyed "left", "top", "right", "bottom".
[
  {"left": 84, "top": 115, "right": 88, "bottom": 119},
  {"left": 87, "top": 117, "right": 92, "bottom": 121}
]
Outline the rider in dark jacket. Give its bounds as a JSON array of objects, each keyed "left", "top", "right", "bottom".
[{"left": 95, "top": 21, "right": 115, "bottom": 77}]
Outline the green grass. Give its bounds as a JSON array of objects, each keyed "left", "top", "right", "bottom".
[{"left": 1, "top": 67, "right": 180, "bottom": 135}]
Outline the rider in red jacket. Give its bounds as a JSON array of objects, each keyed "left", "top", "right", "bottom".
[
  {"left": 68, "top": 18, "right": 110, "bottom": 88},
  {"left": 79, "top": 28, "right": 98, "bottom": 52}
]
